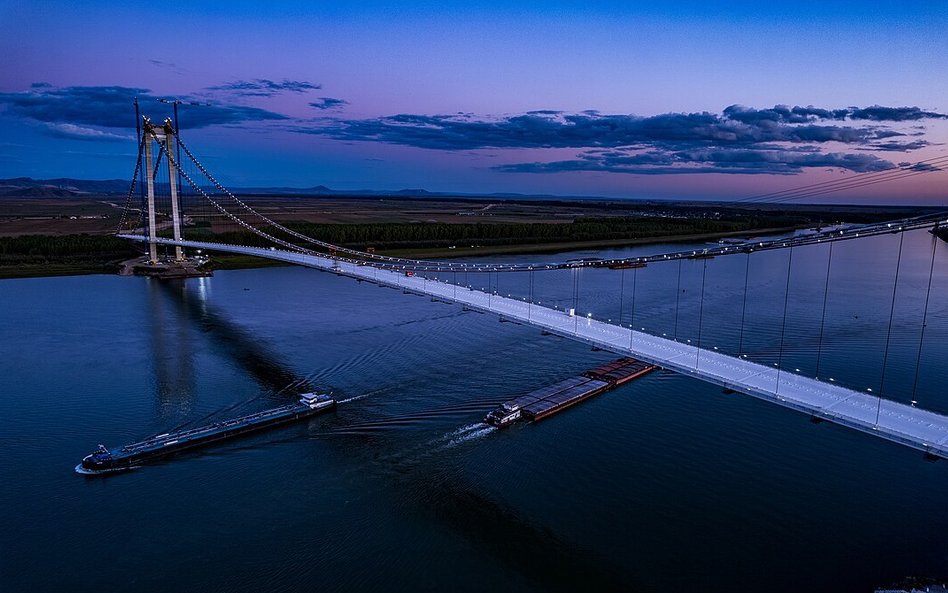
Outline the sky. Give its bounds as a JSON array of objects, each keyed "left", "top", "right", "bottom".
[{"left": 1, "top": 0, "right": 947, "bottom": 204}]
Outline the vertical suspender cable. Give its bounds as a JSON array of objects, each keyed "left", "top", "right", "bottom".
[
  {"left": 117, "top": 133, "right": 145, "bottom": 235},
  {"left": 775, "top": 245, "right": 794, "bottom": 393},
  {"left": 618, "top": 269, "right": 625, "bottom": 325},
  {"left": 696, "top": 257, "right": 708, "bottom": 370},
  {"left": 815, "top": 241, "right": 834, "bottom": 379},
  {"left": 629, "top": 265, "right": 638, "bottom": 348},
  {"left": 911, "top": 231, "right": 938, "bottom": 403},
  {"left": 738, "top": 252, "right": 750, "bottom": 356},
  {"left": 528, "top": 270, "right": 534, "bottom": 322},
  {"left": 674, "top": 259, "right": 683, "bottom": 340},
  {"left": 876, "top": 231, "right": 905, "bottom": 426},
  {"left": 574, "top": 268, "right": 581, "bottom": 312}
]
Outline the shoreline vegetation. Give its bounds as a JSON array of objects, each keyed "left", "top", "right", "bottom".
[
  {"left": 0, "top": 196, "right": 937, "bottom": 280},
  {"left": 0, "top": 222, "right": 837, "bottom": 280}
]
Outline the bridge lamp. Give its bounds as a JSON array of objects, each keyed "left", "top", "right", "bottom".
[
  {"left": 867, "top": 388, "right": 873, "bottom": 392},
  {"left": 829, "top": 378, "right": 835, "bottom": 382}
]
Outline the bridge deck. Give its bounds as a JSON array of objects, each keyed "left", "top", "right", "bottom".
[{"left": 128, "top": 237, "right": 948, "bottom": 461}]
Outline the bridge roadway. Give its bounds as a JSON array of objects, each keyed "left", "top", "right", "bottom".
[{"left": 127, "top": 236, "right": 948, "bottom": 461}]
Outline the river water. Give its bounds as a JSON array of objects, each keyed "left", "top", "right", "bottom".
[{"left": 2, "top": 228, "right": 947, "bottom": 592}]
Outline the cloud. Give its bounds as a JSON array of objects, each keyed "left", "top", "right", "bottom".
[
  {"left": 147, "top": 59, "right": 185, "bottom": 75},
  {"left": 305, "top": 105, "right": 942, "bottom": 152},
  {"left": 848, "top": 106, "right": 948, "bottom": 121},
  {"left": 43, "top": 122, "right": 133, "bottom": 142},
  {"left": 495, "top": 147, "right": 897, "bottom": 175},
  {"left": 297, "top": 103, "right": 943, "bottom": 175},
  {"left": 724, "top": 104, "right": 947, "bottom": 124},
  {"left": 309, "top": 97, "right": 348, "bottom": 110},
  {"left": 862, "top": 140, "right": 931, "bottom": 151},
  {"left": 206, "top": 79, "right": 321, "bottom": 97},
  {"left": 904, "top": 162, "right": 941, "bottom": 172},
  {"left": 0, "top": 85, "right": 289, "bottom": 132}
]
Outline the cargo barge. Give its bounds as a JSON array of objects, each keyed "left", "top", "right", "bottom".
[
  {"left": 485, "top": 358, "right": 655, "bottom": 427},
  {"left": 76, "top": 393, "right": 335, "bottom": 475}
]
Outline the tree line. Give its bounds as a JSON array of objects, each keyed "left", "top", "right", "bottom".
[{"left": 0, "top": 213, "right": 809, "bottom": 268}]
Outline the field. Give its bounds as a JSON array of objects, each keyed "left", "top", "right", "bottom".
[{"left": 0, "top": 193, "right": 936, "bottom": 279}]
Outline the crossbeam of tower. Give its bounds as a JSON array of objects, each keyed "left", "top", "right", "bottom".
[{"left": 140, "top": 117, "right": 185, "bottom": 263}]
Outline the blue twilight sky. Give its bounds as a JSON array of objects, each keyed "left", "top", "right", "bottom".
[{"left": 1, "top": 0, "right": 947, "bottom": 203}]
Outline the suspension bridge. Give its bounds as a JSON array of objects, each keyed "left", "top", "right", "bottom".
[{"left": 116, "top": 116, "right": 948, "bottom": 461}]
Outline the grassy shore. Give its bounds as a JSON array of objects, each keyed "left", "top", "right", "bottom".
[
  {"left": 378, "top": 225, "right": 801, "bottom": 259},
  {"left": 3, "top": 193, "right": 933, "bottom": 280},
  {"left": 0, "top": 225, "right": 807, "bottom": 279}
]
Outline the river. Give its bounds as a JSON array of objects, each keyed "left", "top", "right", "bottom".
[{"left": 1, "top": 228, "right": 947, "bottom": 592}]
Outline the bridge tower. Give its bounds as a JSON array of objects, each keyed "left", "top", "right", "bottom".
[{"left": 142, "top": 117, "right": 185, "bottom": 264}]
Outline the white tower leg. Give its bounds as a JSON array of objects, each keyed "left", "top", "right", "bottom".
[
  {"left": 144, "top": 130, "right": 158, "bottom": 264},
  {"left": 165, "top": 122, "right": 185, "bottom": 261}
]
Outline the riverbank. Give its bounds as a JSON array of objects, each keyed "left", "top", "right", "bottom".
[
  {"left": 379, "top": 225, "right": 800, "bottom": 259},
  {"left": 0, "top": 226, "right": 804, "bottom": 279},
  {"left": 2, "top": 194, "right": 933, "bottom": 279}
]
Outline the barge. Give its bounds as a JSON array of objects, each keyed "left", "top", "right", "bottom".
[
  {"left": 76, "top": 393, "right": 335, "bottom": 475},
  {"left": 485, "top": 358, "right": 655, "bottom": 428},
  {"left": 607, "top": 261, "right": 647, "bottom": 270}
]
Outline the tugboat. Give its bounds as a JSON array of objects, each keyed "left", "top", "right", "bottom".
[
  {"left": 76, "top": 392, "right": 335, "bottom": 475},
  {"left": 484, "top": 402, "right": 522, "bottom": 427}
]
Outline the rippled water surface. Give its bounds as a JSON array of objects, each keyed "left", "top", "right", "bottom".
[{"left": 2, "top": 229, "right": 947, "bottom": 592}]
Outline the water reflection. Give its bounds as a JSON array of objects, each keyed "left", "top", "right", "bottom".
[
  {"left": 146, "top": 277, "right": 195, "bottom": 421},
  {"left": 147, "top": 275, "right": 312, "bottom": 426},
  {"left": 166, "top": 278, "right": 306, "bottom": 393}
]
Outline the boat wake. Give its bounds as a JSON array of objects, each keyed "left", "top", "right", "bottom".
[{"left": 441, "top": 423, "right": 496, "bottom": 449}]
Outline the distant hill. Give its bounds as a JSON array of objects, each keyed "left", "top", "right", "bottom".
[
  {"left": 0, "top": 177, "right": 131, "bottom": 197},
  {"left": 1, "top": 186, "right": 80, "bottom": 198},
  {"left": 0, "top": 177, "right": 571, "bottom": 200},
  {"left": 1, "top": 178, "right": 942, "bottom": 218}
]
